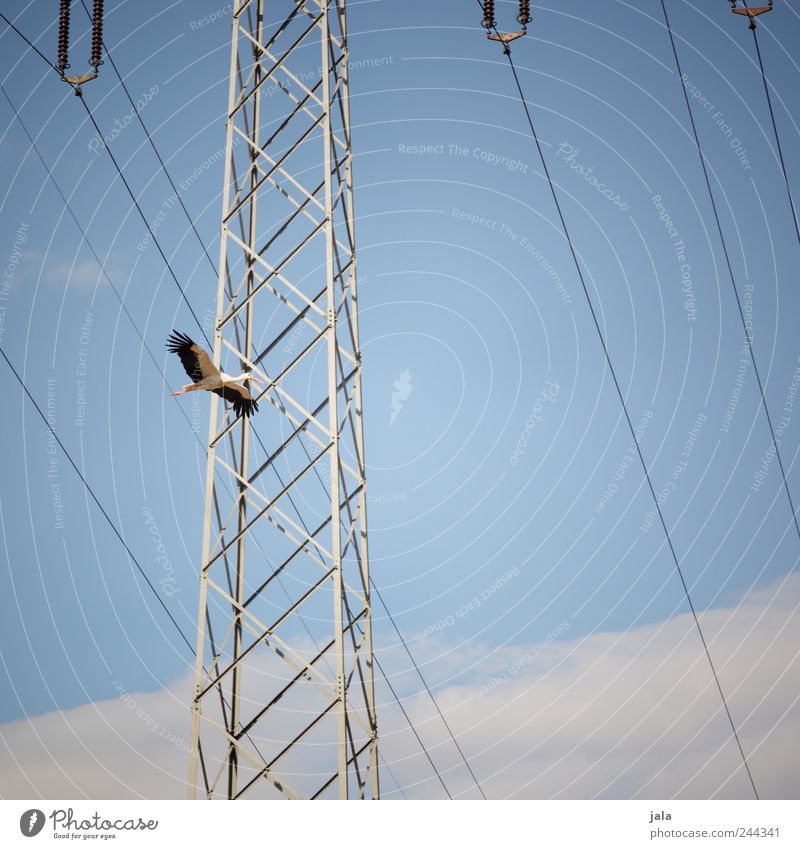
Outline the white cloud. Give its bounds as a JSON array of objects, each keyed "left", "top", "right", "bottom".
[
  {"left": 1, "top": 573, "right": 798, "bottom": 799},
  {"left": 44, "top": 260, "right": 108, "bottom": 289}
]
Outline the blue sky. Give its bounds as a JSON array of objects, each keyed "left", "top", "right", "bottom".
[{"left": 1, "top": 0, "right": 799, "bottom": 798}]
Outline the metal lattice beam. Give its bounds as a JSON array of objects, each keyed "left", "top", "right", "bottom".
[{"left": 188, "top": 0, "right": 377, "bottom": 800}]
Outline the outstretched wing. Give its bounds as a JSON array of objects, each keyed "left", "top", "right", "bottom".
[
  {"left": 166, "top": 330, "right": 217, "bottom": 383},
  {"left": 212, "top": 384, "right": 259, "bottom": 419}
]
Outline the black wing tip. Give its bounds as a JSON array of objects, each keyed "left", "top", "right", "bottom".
[
  {"left": 166, "top": 330, "right": 195, "bottom": 352},
  {"left": 234, "top": 398, "right": 259, "bottom": 418}
]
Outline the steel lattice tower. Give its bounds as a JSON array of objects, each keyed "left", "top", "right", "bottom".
[{"left": 188, "top": 0, "right": 377, "bottom": 800}]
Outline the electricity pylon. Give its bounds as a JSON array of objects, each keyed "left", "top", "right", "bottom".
[{"left": 188, "top": 0, "right": 377, "bottom": 800}]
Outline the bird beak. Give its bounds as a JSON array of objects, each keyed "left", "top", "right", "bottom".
[{"left": 249, "top": 374, "right": 265, "bottom": 386}]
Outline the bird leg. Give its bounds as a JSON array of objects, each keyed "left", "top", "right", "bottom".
[{"left": 171, "top": 384, "right": 198, "bottom": 396}]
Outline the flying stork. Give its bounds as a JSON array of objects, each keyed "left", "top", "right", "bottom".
[{"left": 167, "top": 330, "right": 262, "bottom": 418}]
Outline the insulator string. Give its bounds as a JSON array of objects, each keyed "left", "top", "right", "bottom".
[
  {"left": 57, "top": 0, "right": 71, "bottom": 72},
  {"left": 482, "top": 0, "right": 495, "bottom": 31},
  {"left": 90, "top": 0, "right": 104, "bottom": 68}
]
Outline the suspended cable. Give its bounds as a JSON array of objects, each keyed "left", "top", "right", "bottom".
[
  {"left": 659, "top": 2, "right": 800, "bottom": 548},
  {"left": 370, "top": 580, "right": 486, "bottom": 799},
  {"left": 0, "top": 346, "right": 196, "bottom": 658},
  {"left": 379, "top": 753, "right": 409, "bottom": 800},
  {"left": 0, "top": 79, "right": 314, "bottom": 628},
  {"left": 3, "top": 343, "right": 282, "bottom": 785},
  {"left": 0, "top": 166, "right": 426, "bottom": 807},
  {"left": 77, "top": 0, "right": 220, "bottom": 280},
  {"left": 57, "top": 26, "right": 338, "bottom": 558},
  {"left": 476, "top": 0, "right": 759, "bottom": 799},
  {"left": 76, "top": 96, "right": 213, "bottom": 347},
  {"left": 1, "top": 334, "right": 278, "bottom": 785},
  {"left": 3, "top": 85, "right": 382, "bottom": 799},
  {"left": 373, "top": 654, "right": 453, "bottom": 799},
  {"left": 0, "top": 11, "right": 60, "bottom": 71},
  {"left": 2, "top": 13, "right": 352, "bottom": 757},
  {"left": 3, "top": 12, "right": 338, "bottom": 531},
  {"left": 57, "top": 27, "right": 336, "bottom": 538},
  {"left": 0, "top": 83, "right": 189, "bottom": 422},
  {"left": 2, "top": 10, "right": 208, "bottom": 345},
  {"left": 737, "top": 1, "right": 800, "bottom": 252}
]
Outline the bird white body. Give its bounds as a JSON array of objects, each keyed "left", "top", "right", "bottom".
[
  {"left": 175, "top": 370, "right": 254, "bottom": 393},
  {"left": 166, "top": 330, "right": 262, "bottom": 417}
]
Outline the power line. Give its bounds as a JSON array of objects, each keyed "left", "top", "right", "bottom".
[
  {"left": 379, "top": 755, "right": 409, "bottom": 800},
  {"left": 477, "top": 0, "right": 759, "bottom": 798},
  {"left": 76, "top": 95, "right": 214, "bottom": 347},
  {"left": 10, "top": 5, "right": 342, "bottom": 578},
  {"left": 0, "top": 78, "right": 310, "bottom": 724},
  {"left": 0, "top": 346, "right": 196, "bottom": 658},
  {"left": 0, "top": 85, "right": 377, "bottom": 791},
  {"left": 1, "top": 9, "right": 211, "bottom": 348},
  {"left": 0, "top": 82, "right": 196, "bottom": 429},
  {"left": 0, "top": 11, "right": 58, "bottom": 71},
  {"left": 661, "top": 0, "right": 800, "bottom": 540},
  {"left": 0, "top": 75, "right": 342, "bottom": 682},
  {"left": 0, "top": 0, "right": 216, "bottom": 347},
  {"left": 370, "top": 580, "right": 487, "bottom": 799},
  {"left": 44, "top": 23, "right": 352, "bottom": 612},
  {"left": 77, "top": 0, "right": 221, "bottom": 279},
  {"left": 0, "top": 11, "right": 211, "bottom": 348},
  {"left": 660, "top": 0, "right": 800, "bottom": 559},
  {"left": 741, "top": 3, "right": 800, "bottom": 251},
  {"left": 373, "top": 653, "right": 453, "bottom": 799},
  {"left": 5, "top": 7, "right": 208, "bottom": 350},
  {"left": 0, "top": 77, "right": 286, "bottom": 770},
  {"left": 0, "top": 345, "right": 289, "bottom": 786}
]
